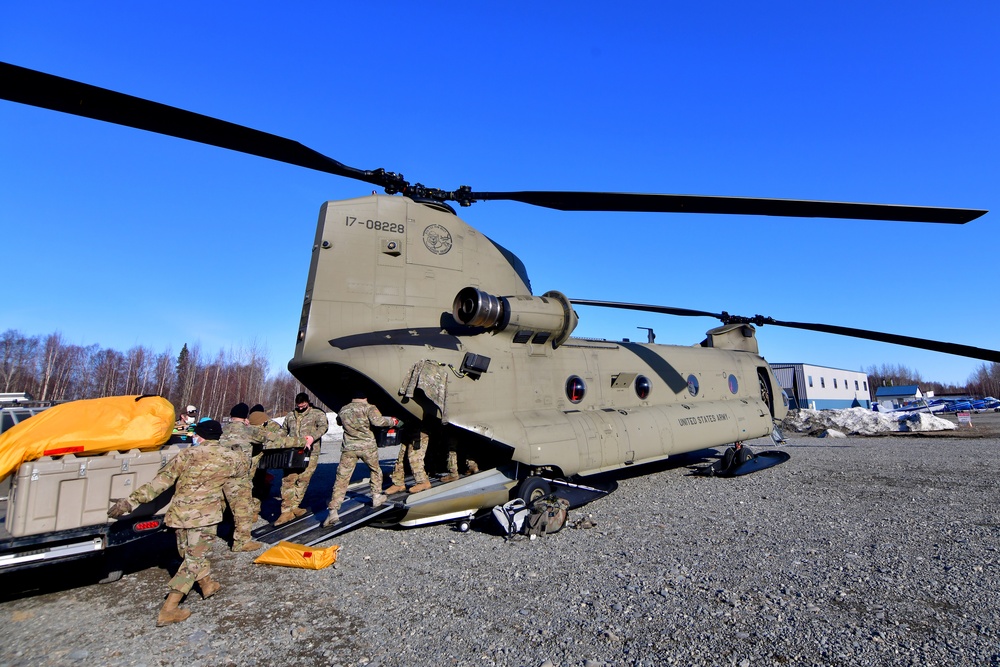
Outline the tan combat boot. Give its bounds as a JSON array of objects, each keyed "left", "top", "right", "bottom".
[
  {"left": 384, "top": 484, "right": 407, "bottom": 495},
  {"left": 156, "top": 591, "right": 192, "bottom": 626},
  {"left": 232, "top": 540, "right": 264, "bottom": 553},
  {"left": 197, "top": 576, "right": 222, "bottom": 599},
  {"left": 291, "top": 507, "right": 308, "bottom": 518},
  {"left": 274, "top": 511, "right": 296, "bottom": 526},
  {"left": 322, "top": 509, "right": 339, "bottom": 527},
  {"left": 440, "top": 473, "right": 459, "bottom": 483},
  {"left": 408, "top": 481, "right": 432, "bottom": 493}
]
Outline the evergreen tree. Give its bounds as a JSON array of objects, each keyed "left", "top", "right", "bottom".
[{"left": 172, "top": 343, "right": 190, "bottom": 408}]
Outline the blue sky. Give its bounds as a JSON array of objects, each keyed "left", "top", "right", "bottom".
[{"left": 2, "top": 3, "right": 997, "bottom": 386}]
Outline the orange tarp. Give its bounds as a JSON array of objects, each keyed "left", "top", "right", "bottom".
[
  {"left": 254, "top": 541, "right": 340, "bottom": 569},
  {"left": 0, "top": 395, "right": 175, "bottom": 480}
]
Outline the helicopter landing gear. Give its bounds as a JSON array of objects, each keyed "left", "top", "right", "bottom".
[
  {"left": 455, "top": 519, "right": 471, "bottom": 533},
  {"left": 691, "top": 441, "right": 791, "bottom": 477},
  {"left": 517, "top": 476, "right": 552, "bottom": 503}
]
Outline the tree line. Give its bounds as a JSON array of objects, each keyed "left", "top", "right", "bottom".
[
  {"left": 1, "top": 329, "right": 324, "bottom": 418},
  {"left": 862, "top": 362, "right": 999, "bottom": 398},
  {"left": 4, "top": 328, "right": 997, "bottom": 416}
]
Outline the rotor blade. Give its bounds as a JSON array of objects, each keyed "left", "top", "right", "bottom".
[
  {"left": 3, "top": 61, "right": 987, "bottom": 224},
  {"left": 570, "top": 298, "right": 1000, "bottom": 363},
  {"left": 570, "top": 299, "right": 725, "bottom": 321},
  {"left": 0, "top": 61, "right": 388, "bottom": 188},
  {"left": 472, "top": 191, "right": 986, "bottom": 224},
  {"left": 763, "top": 318, "right": 1000, "bottom": 364}
]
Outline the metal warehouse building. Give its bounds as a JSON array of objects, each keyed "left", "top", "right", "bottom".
[{"left": 770, "top": 363, "right": 871, "bottom": 410}]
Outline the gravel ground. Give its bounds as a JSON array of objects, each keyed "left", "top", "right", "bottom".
[{"left": 2, "top": 412, "right": 1000, "bottom": 667}]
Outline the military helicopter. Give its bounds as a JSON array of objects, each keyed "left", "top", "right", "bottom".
[{"left": 1, "top": 62, "right": 993, "bottom": 535}]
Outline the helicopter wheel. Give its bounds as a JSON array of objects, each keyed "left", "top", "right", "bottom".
[
  {"left": 456, "top": 519, "right": 471, "bottom": 533},
  {"left": 518, "top": 476, "right": 552, "bottom": 503}
]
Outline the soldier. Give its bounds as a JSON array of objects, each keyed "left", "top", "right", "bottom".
[
  {"left": 274, "top": 392, "right": 329, "bottom": 525},
  {"left": 108, "top": 419, "right": 243, "bottom": 627},
  {"left": 384, "top": 428, "right": 431, "bottom": 495},
  {"left": 247, "top": 404, "right": 310, "bottom": 513},
  {"left": 174, "top": 404, "right": 198, "bottom": 430},
  {"left": 218, "top": 402, "right": 259, "bottom": 551},
  {"left": 323, "top": 390, "right": 401, "bottom": 527},
  {"left": 443, "top": 441, "right": 480, "bottom": 483},
  {"left": 220, "top": 403, "right": 313, "bottom": 550}
]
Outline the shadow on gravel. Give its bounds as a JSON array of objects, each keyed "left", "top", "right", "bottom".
[
  {"left": 1, "top": 450, "right": 746, "bottom": 595},
  {"left": 588, "top": 447, "right": 721, "bottom": 483},
  {"left": 461, "top": 448, "right": 722, "bottom": 537},
  {"left": 0, "top": 529, "right": 177, "bottom": 602}
]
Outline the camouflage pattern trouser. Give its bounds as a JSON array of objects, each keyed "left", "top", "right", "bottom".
[
  {"left": 447, "top": 448, "right": 479, "bottom": 476},
  {"left": 327, "top": 446, "right": 382, "bottom": 511},
  {"left": 168, "top": 526, "right": 215, "bottom": 595},
  {"left": 249, "top": 452, "right": 263, "bottom": 515},
  {"left": 390, "top": 431, "right": 429, "bottom": 486},
  {"left": 222, "top": 469, "right": 256, "bottom": 548},
  {"left": 280, "top": 442, "right": 321, "bottom": 512}
]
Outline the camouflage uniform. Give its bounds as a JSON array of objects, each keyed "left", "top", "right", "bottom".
[
  {"left": 389, "top": 430, "right": 429, "bottom": 487},
  {"left": 219, "top": 421, "right": 307, "bottom": 547},
  {"left": 447, "top": 445, "right": 480, "bottom": 479},
  {"left": 279, "top": 405, "right": 329, "bottom": 514},
  {"left": 398, "top": 360, "right": 477, "bottom": 480},
  {"left": 328, "top": 399, "right": 396, "bottom": 512},
  {"left": 127, "top": 439, "right": 244, "bottom": 596}
]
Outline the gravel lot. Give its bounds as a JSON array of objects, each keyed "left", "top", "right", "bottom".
[{"left": 2, "top": 412, "right": 999, "bottom": 667}]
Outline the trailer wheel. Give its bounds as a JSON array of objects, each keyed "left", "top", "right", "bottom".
[{"left": 518, "top": 477, "right": 552, "bottom": 503}]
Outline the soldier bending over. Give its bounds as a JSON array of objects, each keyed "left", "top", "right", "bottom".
[{"left": 108, "top": 419, "right": 243, "bottom": 626}]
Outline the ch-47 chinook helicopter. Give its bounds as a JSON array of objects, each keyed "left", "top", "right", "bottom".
[{"left": 2, "top": 62, "right": 995, "bottom": 538}]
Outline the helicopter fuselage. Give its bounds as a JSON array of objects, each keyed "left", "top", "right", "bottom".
[{"left": 289, "top": 195, "right": 787, "bottom": 483}]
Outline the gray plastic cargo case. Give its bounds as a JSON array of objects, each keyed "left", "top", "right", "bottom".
[{"left": 5, "top": 445, "right": 182, "bottom": 537}]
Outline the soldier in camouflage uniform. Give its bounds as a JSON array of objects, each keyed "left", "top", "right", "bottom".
[
  {"left": 445, "top": 442, "right": 480, "bottom": 482},
  {"left": 397, "top": 359, "right": 477, "bottom": 485},
  {"left": 384, "top": 428, "right": 430, "bottom": 495},
  {"left": 248, "top": 403, "right": 295, "bottom": 507},
  {"left": 274, "top": 392, "right": 329, "bottom": 525},
  {"left": 322, "top": 391, "right": 400, "bottom": 527},
  {"left": 107, "top": 419, "right": 242, "bottom": 627},
  {"left": 220, "top": 403, "right": 312, "bottom": 550}
]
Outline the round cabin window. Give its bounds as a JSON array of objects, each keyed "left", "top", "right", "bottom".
[
  {"left": 687, "top": 374, "right": 700, "bottom": 397},
  {"left": 566, "top": 375, "right": 586, "bottom": 404},
  {"left": 635, "top": 375, "right": 652, "bottom": 400}
]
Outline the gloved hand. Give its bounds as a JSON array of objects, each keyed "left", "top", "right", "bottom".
[
  {"left": 108, "top": 498, "right": 135, "bottom": 519},
  {"left": 394, "top": 418, "right": 404, "bottom": 429}
]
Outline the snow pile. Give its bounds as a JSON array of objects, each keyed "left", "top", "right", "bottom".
[{"left": 782, "top": 407, "right": 956, "bottom": 436}]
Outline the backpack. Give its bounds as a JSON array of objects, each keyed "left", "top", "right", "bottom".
[
  {"left": 492, "top": 498, "right": 529, "bottom": 538},
  {"left": 525, "top": 494, "right": 571, "bottom": 537}
]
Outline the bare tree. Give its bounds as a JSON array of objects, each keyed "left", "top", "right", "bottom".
[
  {"left": 153, "top": 348, "right": 175, "bottom": 398},
  {"left": 0, "top": 329, "right": 40, "bottom": 394}
]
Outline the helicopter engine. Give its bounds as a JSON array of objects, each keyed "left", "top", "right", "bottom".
[{"left": 452, "top": 287, "right": 579, "bottom": 348}]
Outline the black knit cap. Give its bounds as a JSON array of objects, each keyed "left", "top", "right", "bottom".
[
  {"left": 230, "top": 402, "right": 250, "bottom": 419},
  {"left": 193, "top": 419, "right": 223, "bottom": 440},
  {"left": 249, "top": 404, "right": 265, "bottom": 414}
]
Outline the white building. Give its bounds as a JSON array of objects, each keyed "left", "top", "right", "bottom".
[{"left": 770, "top": 363, "right": 871, "bottom": 410}]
